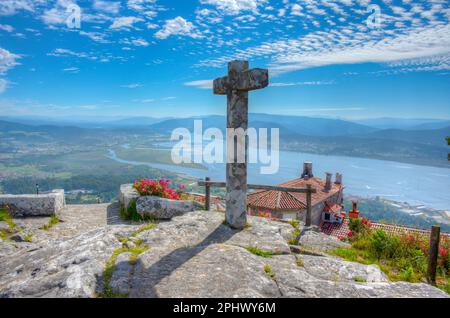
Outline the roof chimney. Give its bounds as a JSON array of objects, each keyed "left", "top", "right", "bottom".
[
  {"left": 301, "top": 162, "right": 314, "bottom": 179},
  {"left": 325, "top": 172, "right": 332, "bottom": 191},
  {"left": 335, "top": 173, "right": 343, "bottom": 185}
]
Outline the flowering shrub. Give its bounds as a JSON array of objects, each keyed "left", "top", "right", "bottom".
[
  {"left": 332, "top": 225, "right": 450, "bottom": 292},
  {"left": 133, "top": 179, "right": 181, "bottom": 200},
  {"left": 257, "top": 210, "right": 271, "bottom": 220}
]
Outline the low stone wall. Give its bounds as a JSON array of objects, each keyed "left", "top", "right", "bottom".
[{"left": 0, "top": 189, "right": 65, "bottom": 217}]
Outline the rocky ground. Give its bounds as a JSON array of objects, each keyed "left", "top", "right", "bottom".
[{"left": 0, "top": 204, "right": 448, "bottom": 298}]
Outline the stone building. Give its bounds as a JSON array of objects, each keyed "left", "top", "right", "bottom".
[{"left": 247, "top": 162, "right": 344, "bottom": 225}]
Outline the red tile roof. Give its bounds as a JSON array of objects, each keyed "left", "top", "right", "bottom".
[
  {"left": 323, "top": 202, "right": 343, "bottom": 213},
  {"left": 247, "top": 177, "right": 343, "bottom": 211}
]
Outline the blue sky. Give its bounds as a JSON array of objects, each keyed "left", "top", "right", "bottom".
[{"left": 0, "top": 0, "right": 449, "bottom": 120}]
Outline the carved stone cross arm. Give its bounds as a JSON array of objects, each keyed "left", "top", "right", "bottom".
[{"left": 213, "top": 68, "right": 269, "bottom": 95}]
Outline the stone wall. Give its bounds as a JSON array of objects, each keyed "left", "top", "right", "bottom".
[{"left": 0, "top": 189, "right": 65, "bottom": 217}]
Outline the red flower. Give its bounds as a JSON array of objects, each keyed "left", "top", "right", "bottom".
[
  {"left": 439, "top": 246, "right": 448, "bottom": 258},
  {"left": 347, "top": 231, "right": 353, "bottom": 237}
]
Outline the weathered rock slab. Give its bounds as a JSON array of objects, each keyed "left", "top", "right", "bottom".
[
  {"left": 136, "top": 196, "right": 202, "bottom": 220},
  {"left": 0, "top": 228, "right": 123, "bottom": 298},
  {"left": 298, "top": 229, "right": 350, "bottom": 253},
  {"left": 299, "top": 255, "right": 389, "bottom": 283},
  {"left": 0, "top": 205, "right": 448, "bottom": 299}
]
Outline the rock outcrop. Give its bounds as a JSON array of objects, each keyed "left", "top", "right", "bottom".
[
  {"left": 136, "top": 196, "right": 203, "bottom": 220},
  {"left": 0, "top": 204, "right": 448, "bottom": 298}
]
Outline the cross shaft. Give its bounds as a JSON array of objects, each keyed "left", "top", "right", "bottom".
[{"left": 213, "top": 60, "right": 269, "bottom": 229}]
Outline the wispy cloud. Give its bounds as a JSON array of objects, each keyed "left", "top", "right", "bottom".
[
  {"left": 62, "top": 67, "right": 80, "bottom": 73},
  {"left": 121, "top": 83, "right": 143, "bottom": 89},
  {"left": 270, "top": 81, "right": 334, "bottom": 87},
  {"left": 132, "top": 98, "right": 156, "bottom": 103},
  {"left": 0, "top": 24, "right": 14, "bottom": 32},
  {"left": 184, "top": 79, "right": 213, "bottom": 89}
]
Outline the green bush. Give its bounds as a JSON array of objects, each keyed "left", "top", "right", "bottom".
[
  {"left": 370, "top": 229, "right": 401, "bottom": 259},
  {"left": 331, "top": 226, "right": 450, "bottom": 293},
  {"left": 400, "top": 266, "right": 415, "bottom": 282},
  {"left": 349, "top": 218, "right": 364, "bottom": 234}
]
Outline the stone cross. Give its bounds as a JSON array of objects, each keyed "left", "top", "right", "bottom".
[{"left": 213, "top": 60, "right": 269, "bottom": 229}]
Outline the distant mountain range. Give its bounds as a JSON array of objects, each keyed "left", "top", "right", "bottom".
[
  {"left": 145, "top": 114, "right": 379, "bottom": 137},
  {"left": 355, "top": 117, "right": 450, "bottom": 130},
  {"left": 1, "top": 114, "right": 449, "bottom": 167}
]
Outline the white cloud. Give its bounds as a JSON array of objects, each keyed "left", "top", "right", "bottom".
[
  {"left": 270, "top": 81, "right": 334, "bottom": 87},
  {"left": 200, "top": 0, "right": 267, "bottom": 15},
  {"left": 0, "top": 24, "right": 14, "bottom": 32},
  {"left": 79, "top": 31, "right": 110, "bottom": 44},
  {"left": 199, "top": 20, "right": 450, "bottom": 76},
  {"left": 131, "top": 38, "right": 149, "bottom": 46},
  {"left": 270, "top": 24, "right": 450, "bottom": 74},
  {"left": 62, "top": 67, "right": 80, "bottom": 73},
  {"left": 155, "top": 17, "right": 203, "bottom": 39},
  {"left": 110, "top": 16, "right": 143, "bottom": 29},
  {"left": 132, "top": 98, "right": 156, "bottom": 103},
  {"left": 0, "top": 48, "right": 20, "bottom": 95},
  {"left": 121, "top": 83, "right": 143, "bottom": 88},
  {"left": 184, "top": 79, "right": 213, "bottom": 89},
  {"left": 127, "top": 0, "right": 156, "bottom": 11},
  {"left": 93, "top": 0, "right": 120, "bottom": 14},
  {"left": 0, "top": 0, "right": 43, "bottom": 16},
  {"left": 41, "top": 0, "right": 79, "bottom": 26},
  {"left": 48, "top": 48, "right": 96, "bottom": 60},
  {"left": 120, "top": 37, "right": 150, "bottom": 47},
  {"left": 0, "top": 47, "right": 20, "bottom": 74}
]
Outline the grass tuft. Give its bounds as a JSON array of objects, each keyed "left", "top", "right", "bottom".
[
  {"left": 246, "top": 246, "right": 274, "bottom": 258},
  {"left": 42, "top": 215, "right": 59, "bottom": 231},
  {"left": 288, "top": 219, "right": 300, "bottom": 228},
  {"left": 23, "top": 233, "right": 33, "bottom": 242},
  {"left": 354, "top": 277, "right": 366, "bottom": 283},
  {"left": 288, "top": 229, "right": 301, "bottom": 245},
  {"left": 131, "top": 223, "right": 156, "bottom": 237},
  {"left": 264, "top": 264, "right": 276, "bottom": 279},
  {"left": 100, "top": 247, "right": 129, "bottom": 298},
  {"left": 0, "top": 207, "right": 16, "bottom": 230}
]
